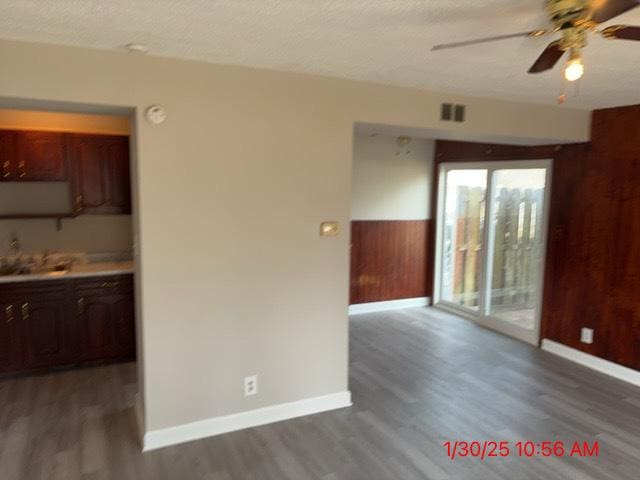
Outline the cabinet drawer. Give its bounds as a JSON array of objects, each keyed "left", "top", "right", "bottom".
[
  {"left": 2, "top": 281, "right": 69, "bottom": 300},
  {"left": 73, "top": 274, "right": 133, "bottom": 295}
]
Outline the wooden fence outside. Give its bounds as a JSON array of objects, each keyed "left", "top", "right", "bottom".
[{"left": 451, "top": 186, "right": 545, "bottom": 311}]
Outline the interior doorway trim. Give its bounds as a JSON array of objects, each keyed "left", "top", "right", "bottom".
[{"left": 433, "top": 159, "right": 553, "bottom": 345}]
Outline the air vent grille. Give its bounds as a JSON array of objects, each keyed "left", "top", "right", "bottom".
[
  {"left": 441, "top": 103, "right": 466, "bottom": 123},
  {"left": 441, "top": 103, "right": 453, "bottom": 121}
]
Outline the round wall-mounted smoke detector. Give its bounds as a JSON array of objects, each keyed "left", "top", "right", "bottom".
[{"left": 145, "top": 105, "right": 167, "bottom": 125}]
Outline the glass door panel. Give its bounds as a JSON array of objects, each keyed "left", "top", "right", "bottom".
[
  {"left": 440, "top": 169, "right": 487, "bottom": 311},
  {"left": 485, "top": 169, "right": 548, "bottom": 330},
  {"left": 435, "top": 161, "right": 551, "bottom": 345}
]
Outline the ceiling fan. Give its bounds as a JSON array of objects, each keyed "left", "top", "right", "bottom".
[{"left": 431, "top": 0, "right": 640, "bottom": 83}]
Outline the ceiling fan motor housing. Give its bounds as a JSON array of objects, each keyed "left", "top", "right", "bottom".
[{"left": 546, "top": 0, "right": 590, "bottom": 28}]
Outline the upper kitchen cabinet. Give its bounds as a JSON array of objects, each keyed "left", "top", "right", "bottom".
[
  {"left": 68, "top": 134, "right": 131, "bottom": 215},
  {"left": 1, "top": 130, "right": 66, "bottom": 181},
  {"left": 15, "top": 131, "right": 66, "bottom": 181},
  {"left": 0, "top": 130, "right": 17, "bottom": 180}
]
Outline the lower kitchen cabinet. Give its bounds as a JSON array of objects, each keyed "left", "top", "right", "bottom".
[
  {"left": 22, "top": 294, "right": 77, "bottom": 369},
  {"left": 0, "top": 301, "right": 22, "bottom": 373},
  {"left": 0, "top": 274, "right": 135, "bottom": 376},
  {"left": 79, "top": 292, "right": 135, "bottom": 362}
]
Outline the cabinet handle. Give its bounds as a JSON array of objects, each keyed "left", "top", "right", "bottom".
[
  {"left": 78, "top": 297, "right": 84, "bottom": 314},
  {"left": 101, "top": 281, "right": 120, "bottom": 288},
  {"left": 2, "top": 160, "right": 10, "bottom": 178},
  {"left": 74, "top": 195, "right": 84, "bottom": 215},
  {"left": 5, "top": 305, "right": 13, "bottom": 323},
  {"left": 18, "top": 160, "right": 25, "bottom": 178},
  {"left": 21, "top": 302, "right": 29, "bottom": 320}
]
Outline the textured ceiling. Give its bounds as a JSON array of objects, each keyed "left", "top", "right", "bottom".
[{"left": 1, "top": 0, "right": 639, "bottom": 109}]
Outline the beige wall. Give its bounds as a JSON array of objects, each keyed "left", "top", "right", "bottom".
[
  {"left": 0, "top": 39, "right": 591, "bottom": 434},
  {"left": 0, "top": 216, "right": 132, "bottom": 255},
  {"left": 352, "top": 134, "right": 433, "bottom": 220}
]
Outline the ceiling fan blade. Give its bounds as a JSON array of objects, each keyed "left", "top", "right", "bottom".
[
  {"left": 591, "top": 0, "right": 639, "bottom": 23},
  {"left": 528, "top": 41, "right": 565, "bottom": 73},
  {"left": 431, "top": 30, "right": 547, "bottom": 51},
  {"left": 601, "top": 24, "right": 640, "bottom": 40}
]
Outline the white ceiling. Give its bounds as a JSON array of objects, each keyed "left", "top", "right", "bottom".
[{"left": 1, "top": 0, "right": 639, "bottom": 110}]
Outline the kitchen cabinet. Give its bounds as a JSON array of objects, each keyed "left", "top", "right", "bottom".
[
  {"left": 22, "top": 287, "right": 76, "bottom": 368},
  {"left": 15, "top": 131, "right": 66, "bottom": 181},
  {"left": 0, "top": 274, "right": 135, "bottom": 376},
  {"left": 68, "top": 135, "right": 131, "bottom": 214},
  {"left": 77, "top": 277, "right": 135, "bottom": 361},
  {"left": 0, "top": 130, "right": 17, "bottom": 181},
  {"left": 81, "top": 294, "right": 135, "bottom": 360},
  {"left": 0, "top": 287, "right": 23, "bottom": 373},
  {"left": 0, "top": 129, "right": 131, "bottom": 217}
]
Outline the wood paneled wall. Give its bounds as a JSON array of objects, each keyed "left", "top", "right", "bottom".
[
  {"left": 543, "top": 105, "right": 640, "bottom": 370},
  {"left": 434, "top": 103, "right": 640, "bottom": 370},
  {"left": 350, "top": 220, "right": 431, "bottom": 305}
]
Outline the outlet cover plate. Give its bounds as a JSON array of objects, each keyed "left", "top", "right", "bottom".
[
  {"left": 581, "top": 327, "right": 594, "bottom": 344},
  {"left": 244, "top": 375, "right": 258, "bottom": 396}
]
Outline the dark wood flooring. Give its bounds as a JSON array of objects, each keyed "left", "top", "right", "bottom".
[{"left": 1, "top": 307, "right": 639, "bottom": 479}]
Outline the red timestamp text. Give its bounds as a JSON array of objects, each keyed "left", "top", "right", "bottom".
[{"left": 443, "top": 440, "right": 599, "bottom": 461}]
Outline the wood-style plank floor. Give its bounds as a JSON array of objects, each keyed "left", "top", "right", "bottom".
[{"left": 1, "top": 307, "right": 639, "bottom": 479}]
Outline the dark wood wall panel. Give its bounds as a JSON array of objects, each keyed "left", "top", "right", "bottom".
[
  {"left": 433, "top": 104, "right": 640, "bottom": 371},
  {"left": 350, "top": 220, "right": 431, "bottom": 305},
  {"left": 542, "top": 105, "right": 640, "bottom": 370}
]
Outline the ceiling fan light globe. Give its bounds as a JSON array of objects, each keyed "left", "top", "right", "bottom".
[{"left": 564, "top": 58, "right": 584, "bottom": 81}]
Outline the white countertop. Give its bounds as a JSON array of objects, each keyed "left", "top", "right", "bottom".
[{"left": 0, "top": 261, "right": 134, "bottom": 284}]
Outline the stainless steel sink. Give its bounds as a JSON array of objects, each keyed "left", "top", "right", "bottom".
[{"left": 0, "top": 256, "right": 71, "bottom": 277}]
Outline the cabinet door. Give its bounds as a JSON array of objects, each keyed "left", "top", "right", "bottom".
[
  {"left": 0, "top": 130, "right": 17, "bottom": 181},
  {"left": 69, "top": 135, "right": 108, "bottom": 213},
  {"left": 15, "top": 131, "right": 66, "bottom": 181},
  {"left": 113, "top": 294, "right": 136, "bottom": 359},
  {"left": 69, "top": 135, "right": 131, "bottom": 214},
  {"left": 0, "top": 303, "right": 23, "bottom": 372},
  {"left": 79, "top": 295, "right": 118, "bottom": 361},
  {"left": 105, "top": 137, "right": 131, "bottom": 214},
  {"left": 22, "top": 297, "right": 73, "bottom": 368}
]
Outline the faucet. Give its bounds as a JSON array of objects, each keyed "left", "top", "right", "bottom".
[{"left": 9, "top": 233, "right": 21, "bottom": 256}]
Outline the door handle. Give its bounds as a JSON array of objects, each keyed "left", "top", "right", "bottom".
[
  {"left": 21, "top": 302, "right": 29, "bottom": 320},
  {"left": 78, "top": 297, "right": 85, "bottom": 314},
  {"left": 5, "top": 305, "right": 13, "bottom": 323}
]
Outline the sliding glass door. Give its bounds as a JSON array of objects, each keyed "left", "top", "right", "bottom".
[
  {"left": 434, "top": 161, "right": 551, "bottom": 345},
  {"left": 439, "top": 169, "right": 487, "bottom": 313}
]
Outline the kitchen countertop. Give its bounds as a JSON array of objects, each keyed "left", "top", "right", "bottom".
[{"left": 0, "top": 261, "right": 134, "bottom": 284}]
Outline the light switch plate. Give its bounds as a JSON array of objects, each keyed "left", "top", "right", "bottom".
[{"left": 320, "top": 221, "right": 339, "bottom": 237}]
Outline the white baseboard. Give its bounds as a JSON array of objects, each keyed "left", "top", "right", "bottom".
[
  {"left": 349, "top": 297, "right": 430, "bottom": 315},
  {"left": 541, "top": 339, "right": 640, "bottom": 387},
  {"left": 143, "top": 390, "right": 352, "bottom": 452}
]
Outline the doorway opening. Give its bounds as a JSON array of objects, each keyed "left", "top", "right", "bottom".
[
  {"left": 0, "top": 98, "right": 143, "bottom": 441},
  {"left": 434, "top": 160, "right": 552, "bottom": 345}
]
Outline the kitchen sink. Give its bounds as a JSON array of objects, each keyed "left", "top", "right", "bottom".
[{"left": 0, "top": 256, "right": 71, "bottom": 276}]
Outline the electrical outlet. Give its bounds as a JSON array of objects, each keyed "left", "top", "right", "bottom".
[
  {"left": 581, "top": 327, "right": 594, "bottom": 344},
  {"left": 244, "top": 375, "right": 258, "bottom": 397}
]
